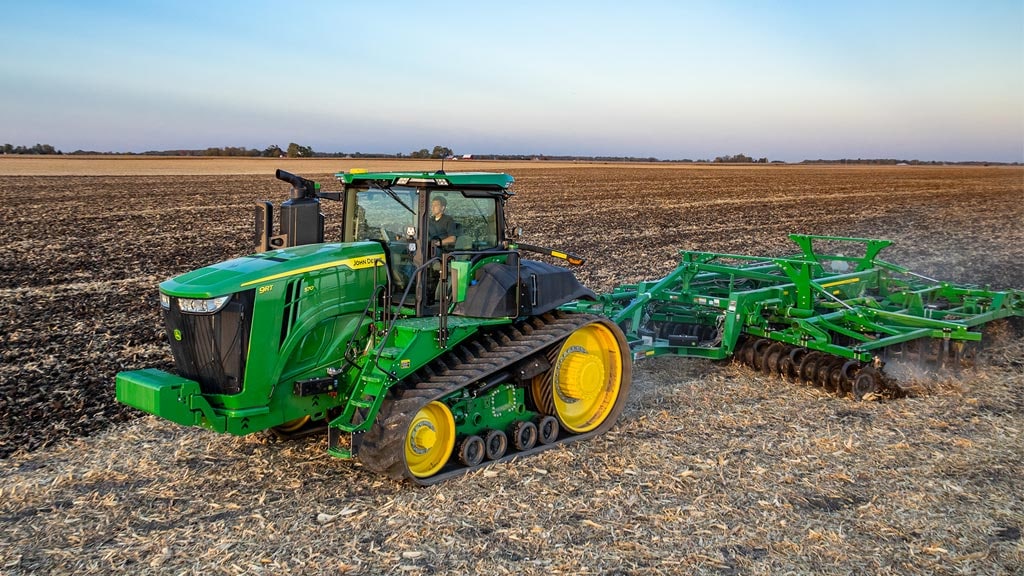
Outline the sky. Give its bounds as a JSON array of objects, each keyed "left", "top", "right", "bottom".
[{"left": 1, "top": 1, "right": 1022, "bottom": 162}]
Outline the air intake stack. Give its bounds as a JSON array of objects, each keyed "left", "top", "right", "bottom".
[{"left": 255, "top": 169, "right": 331, "bottom": 252}]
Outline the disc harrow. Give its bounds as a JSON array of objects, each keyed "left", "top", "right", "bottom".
[
  {"left": 733, "top": 336, "right": 900, "bottom": 398},
  {"left": 566, "top": 234, "right": 1024, "bottom": 400}
]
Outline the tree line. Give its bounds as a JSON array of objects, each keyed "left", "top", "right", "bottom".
[
  {"left": 2, "top": 143, "right": 1018, "bottom": 165},
  {"left": 3, "top": 143, "right": 62, "bottom": 154}
]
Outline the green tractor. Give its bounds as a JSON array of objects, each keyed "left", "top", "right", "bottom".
[
  {"left": 116, "top": 169, "right": 631, "bottom": 484},
  {"left": 117, "top": 169, "right": 1024, "bottom": 484}
]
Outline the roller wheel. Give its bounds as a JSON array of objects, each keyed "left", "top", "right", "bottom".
[
  {"left": 512, "top": 420, "right": 538, "bottom": 451},
  {"left": 852, "top": 367, "right": 881, "bottom": 399},
  {"left": 485, "top": 429, "right": 508, "bottom": 460},
  {"left": 458, "top": 435, "right": 485, "bottom": 467},
  {"left": 799, "top": 352, "right": 822, "bottom": 385},
  {"left": 550, "top": 322, "right": 628, "bottom": 433},
  {"left": 405, "top": 401, "right": 457, "bottom": 478},
  {"left": 538, "top": 415, "right": 560, "bottom": 445}
]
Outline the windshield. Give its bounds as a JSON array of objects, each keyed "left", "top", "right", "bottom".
[
  {"left": 353, "top": 186, "right": 418, "bottom": 242},
  {"left": 349, "top": 186, "right": 500, "bottom": 297},
  {"left": 429, "top": 192, "right": 499, "bottom": 251}
]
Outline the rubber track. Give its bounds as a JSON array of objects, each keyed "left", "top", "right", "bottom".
[{"left": 355, "top": 310, "right": 631, "bottom": 485}]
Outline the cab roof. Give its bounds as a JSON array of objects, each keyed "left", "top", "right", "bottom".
[{"left": 335, "top": 170, "right": 514, "bottom": 192}]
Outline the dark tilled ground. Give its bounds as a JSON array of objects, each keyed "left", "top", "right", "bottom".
[{"left": 1, "top": 166, "right": 1022, "bottom": 457}]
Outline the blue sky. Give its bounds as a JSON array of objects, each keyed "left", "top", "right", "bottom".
[{"left": 2, "top": 1, "right": 1022, "bottom": 161}]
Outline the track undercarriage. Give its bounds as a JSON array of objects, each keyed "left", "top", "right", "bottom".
[{"left": 342, "top": 312, "right": 631, "bottom": 484}]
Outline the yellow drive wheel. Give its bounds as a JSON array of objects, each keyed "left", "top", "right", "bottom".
[
  {"left": 551, "top": 323, "right": 624, "bottom": 433},
  {"left": 405, "top": 401, "right": 456, "bottom": 478},
  {"left": 273, "top": 415, "right": 311, "bottom": 433}
]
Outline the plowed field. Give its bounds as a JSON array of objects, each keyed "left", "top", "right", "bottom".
[{"left": 1, "top": 159, "right": 1022, "bottom": 574}]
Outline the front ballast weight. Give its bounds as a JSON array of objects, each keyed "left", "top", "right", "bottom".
[{"left": 566, "top": 234, "right": 1024, "bottom": 399}]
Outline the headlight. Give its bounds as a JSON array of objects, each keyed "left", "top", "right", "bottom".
[
  {"left": 177, "top": 295, "right": 231, "bottom": 314},
  {"left": 160, "top": 293, "right": 171, "bottom": 309}
]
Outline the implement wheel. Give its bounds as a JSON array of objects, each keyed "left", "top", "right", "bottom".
[
  {"left": 405, "top": 401, "right": 456, "bottom": 478},
  {"left": 551, "top": 322, "right": 628, "bottom": 433}
]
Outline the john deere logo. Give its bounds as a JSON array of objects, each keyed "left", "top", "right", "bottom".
[{"left": 173, "top": 329, "right": 182, "bottom": 341}]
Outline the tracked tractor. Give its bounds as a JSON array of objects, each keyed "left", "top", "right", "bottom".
[
  {"left": 116, "top": 170, "right": 1024, "bottom": 484},
  {"left": 116, "top": 170, "right": 631, "bottom": 484}
]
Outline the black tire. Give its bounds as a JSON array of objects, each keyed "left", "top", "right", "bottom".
[
  {"left": 459, "top": 435, "right": 485, "bottom": 467},
  {"left": 512, "top": 420, "right": 538, "bottom": 451},
  {"left": 538, "top": 415, "right": 560, "bottom": 445},
  {"left": 485, "top": 429, "right": 508, "bottom": 460}
]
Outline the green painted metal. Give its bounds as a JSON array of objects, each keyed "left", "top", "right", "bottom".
[
  {"left": 336, "top": 170, "right": 514, "bottom": 190},
  {"left": 117, "top": 165, "right": 1023, "bottom": 478},
  {"left": 117, "top": 172, "right": 527, "bottom": 448},
  {"left": 118, "top": 241, "right": 392, "bottom": 434},
  {"left": 328, "top": 315, "right": 509, "bottom": 433},
  {"left": 566, "top": 234, "right": 1024, "bottom": 365},
  {"left": 448, "top": 383, "right": 535, "bottom": 437}
]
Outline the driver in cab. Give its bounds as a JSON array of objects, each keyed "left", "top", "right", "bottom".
[{"left": 428, "top": 196, "right": 457, "bottom": 252}]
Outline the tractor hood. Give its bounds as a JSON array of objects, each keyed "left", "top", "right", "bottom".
[{"left": 160, "top": 242, "right": 386, "bottom": 298}]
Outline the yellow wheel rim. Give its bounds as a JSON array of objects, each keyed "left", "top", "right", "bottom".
[
  {"left": 274, "top": 415, "right": 310, "bottom": 433},
  {"left": 552, "top": 323, "right": 623, "bottom": 433},
  {"left": 405, "top": 401, "right": 456, "bottom": 478}
]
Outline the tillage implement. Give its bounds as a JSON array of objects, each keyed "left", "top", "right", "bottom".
[{"left": 116, "top": 170, "right": 1023, "bottom": 483}]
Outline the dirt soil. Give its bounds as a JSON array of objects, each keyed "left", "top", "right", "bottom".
[{"left": 1, "top": 160, "right": 1022, "bottom": 574}]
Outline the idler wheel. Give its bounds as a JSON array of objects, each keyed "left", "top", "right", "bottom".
[{"left": 405, "top": 401, "right": 457, "bottom": 478}]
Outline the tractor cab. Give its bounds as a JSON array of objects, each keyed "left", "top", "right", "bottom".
[
  {"left": 337, "top": 170, "right": 516, "bottom": 316},
  {"left": 257, "top": 169, "right": 594, "bottom": 322}
]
